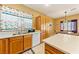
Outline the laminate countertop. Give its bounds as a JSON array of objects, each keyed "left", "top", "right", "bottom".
[
  {"left": 43, "top": 33, "right": 79, "bottom": 54},
  {"left": 0, "top": 31, "right": 40, "bottom": 39}
]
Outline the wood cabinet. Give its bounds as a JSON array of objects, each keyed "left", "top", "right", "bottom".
[
  {"left": 0, "top": 39, "right": 8, "bottom": 54},
  {"left": 36, "top": 16, "right": 41, "bottom": 30},
  {"left": 35, "top": 16, "right": 53, "bottom": 41},
  {"left": 9, "top": 36, "right": 23, "bottom": 54},
  {"left": 40, "top": 16, "right": 46, "bottom": 40},
  {"left": 36, "top": 16, "right": 46, "bottom": 41},
  {"left": 0, "top": 34, "right": 33, "bottom": 54},
  {"left": 24, "top": 34, "right": 32, "bottom": 50},
  {"left": 45, "top": 43, "right": 64, "bottom": 54}
]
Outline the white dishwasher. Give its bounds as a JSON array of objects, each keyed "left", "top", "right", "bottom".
[{"left": 32, "top": 32, "right": 40, "bottom": 47}]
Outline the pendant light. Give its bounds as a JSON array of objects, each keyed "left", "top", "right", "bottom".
[
  {"left": 64, "top": 11, "right": 68, "bottom": 31},
  {"left": 64, "top": 11, "right": 67, "bottom": 22}
]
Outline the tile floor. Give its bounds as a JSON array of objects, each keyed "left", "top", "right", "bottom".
[{"left": 23, "top": 43, "right": 45, "bottom": 54}]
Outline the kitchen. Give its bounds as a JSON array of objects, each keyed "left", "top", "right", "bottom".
[{"left": 0, "top": 4, "right": 79, "bottom": 54}]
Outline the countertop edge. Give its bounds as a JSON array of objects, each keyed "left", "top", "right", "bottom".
[
  {"left": 0, "top": 31, "right": 40, "bottom": 39},
  {"left": 43, "top": 41, "right": 70, "bottom": 54}
]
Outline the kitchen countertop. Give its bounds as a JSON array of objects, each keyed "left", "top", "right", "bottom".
[
  {"left": 43, "top": 33, "right": 79, "bottom": 54},
  {"left": 0, "top": 31, "right": 40, "bottom": 39}
]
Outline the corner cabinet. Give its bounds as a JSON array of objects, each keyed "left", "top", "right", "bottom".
[
  {"left": 9, "top": 36, "right": 23, "bottom": 54},
  {"left": 24, "top": 34, "right": 32, "bottom": 50},
  {"left": 0, "top": 39, "right": 9, "bottom": 54}
]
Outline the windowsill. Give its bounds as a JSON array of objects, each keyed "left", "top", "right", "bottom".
[{"left": 59, "top": 31, "right": 79, "bottom": 36}]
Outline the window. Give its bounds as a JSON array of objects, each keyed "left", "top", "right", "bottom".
[
  {"left": 0, "top": 13, "right": 32, "bottom": 32},
  {"left": 64, "top": 21, "right": 67, "bottom": 30},
  {"left": 60, "top": 19, "right": 77, "bottom": 33},
  {"left": 68, "top": 21, "right": 72, "bottom": 31},
  {"left": 71, "top": 20, "right": 77, "bottom": 33},
  {"left": 60, "top": 21, "right": 64, "bottom": 31}
]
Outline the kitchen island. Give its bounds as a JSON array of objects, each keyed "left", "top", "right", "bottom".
[{"left": 43, "top": 33, "right": 79, "bottom": 54}]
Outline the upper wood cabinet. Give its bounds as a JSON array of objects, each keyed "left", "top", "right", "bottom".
[
  {"left": 35, "top": 16, "right": 46, "bottom": 31},
  {"left": 0, "top": 39, "right": 9, "bottom": 54},
  {"left": 36, "top": 16, "right": 41, "bottom": 30},
  {"left": 24, "top": 34, "right": 32, "bottom": 50},
  {"left": 9, "top": 36, "right": 23, "bottom": 54}
]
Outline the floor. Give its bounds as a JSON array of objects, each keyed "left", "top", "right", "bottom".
[{"left": 23, "top": 43, "right": 45, "bottom": 54}]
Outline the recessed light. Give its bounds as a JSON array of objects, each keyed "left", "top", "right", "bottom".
[{"left": 45, "top": 4, "right": 50, "bottom": 6}]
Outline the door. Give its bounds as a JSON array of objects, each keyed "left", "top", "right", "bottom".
[{"left": 32, "top": 32, "right": 40, "bottom": 47}]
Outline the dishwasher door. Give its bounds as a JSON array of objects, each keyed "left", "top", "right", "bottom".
[{"left": 32, "top": 32, "right": 40, "bottom": 47}]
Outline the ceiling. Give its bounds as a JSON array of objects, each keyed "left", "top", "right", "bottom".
[{"left": 25, "top": 4, "right": 79, "bottom": 18}]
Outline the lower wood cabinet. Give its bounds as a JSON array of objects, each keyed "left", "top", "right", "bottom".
[
  {"left": 9, "top": 36, "right": 23, "bottom": 54},
  {"left": 45, "top": 43, "right": 64, "bottom": 54},
  {"left": 0, "top": 34, "right": 32, "bottom": 54},
  {"left": 0, "top": 39, "right": 9, "bottom": 54},
  {"left": 40, "top": 31, "right": 46, "bottom": 42},
  {"left": 24, "top": 34, "right": 32, "bottom": 50}
]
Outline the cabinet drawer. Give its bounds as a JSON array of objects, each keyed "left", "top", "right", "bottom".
[
  {"left": 9, "top": 36, "right": 23, "bottom": 42},
  {"left": 24, "top": 34, "right": 32, "bottom": 39},
  {"left": 45, "top": 43, "right": 64, "bottom": 54}
]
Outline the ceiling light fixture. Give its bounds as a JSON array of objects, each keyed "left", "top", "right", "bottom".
[
  {"left": 45, "top": 4, "right": 50, "bottom": 6},
  {"left": 64, "top": 11, "right": 67, "bottom": 21}
]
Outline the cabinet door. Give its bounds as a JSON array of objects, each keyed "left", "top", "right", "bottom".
[
  {"left": 45, "top": 43, "right": 64, "bottom": 54},
  {"left": 24, "top": 34, "right": 32, "bottom": 50},
  {"left": 36, "top": 16, "right": 41, "bottom": 30},
  {"left": 0, "top": 39, "right": 8, "bottom": 54},
  {"left": 40, "top": 16, "right": 46, "bottom": 41},
  {"left": 9, "top": 36, "right": 23, "bottom": 54}
]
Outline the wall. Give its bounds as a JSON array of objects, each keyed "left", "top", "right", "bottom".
[
  {"left": 45, "top": 16, "right": 54, "bottom": 36},
  {"left": 54, "top": 14, "right": 79, "bottom": 33}
]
